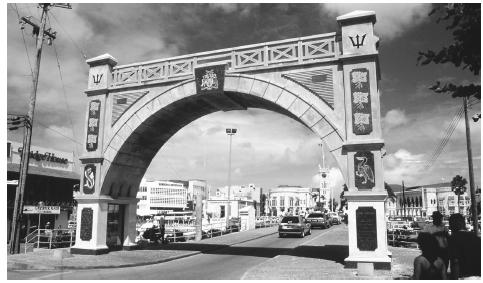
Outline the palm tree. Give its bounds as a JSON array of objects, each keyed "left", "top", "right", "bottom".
[{"left": 451, "top": 175, "right": 468, "bottom": 214}]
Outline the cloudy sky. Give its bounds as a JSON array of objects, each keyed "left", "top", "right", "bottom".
[{"left": 6, "top": 3, "right": 481, "bottom": 199}]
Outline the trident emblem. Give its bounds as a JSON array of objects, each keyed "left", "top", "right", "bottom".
[
  {"left": 349, "top": 34, "right": 367, "bottom": 49},
  {"left": 92, "top": 74, "right": 103, "bottom": 85}
]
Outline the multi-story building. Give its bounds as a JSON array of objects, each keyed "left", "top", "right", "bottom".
[
  {"left": 136, "top": 179, "right": 188, "bottom": 216},
  {"left": 268, "top": 185, "right": 316, "bottom": 216},
  {"left": 188, "top": 179, "right": 208, "bottom": 201},
  {"left": 386, "top": 183, "right": 471, "bottom": 218}
]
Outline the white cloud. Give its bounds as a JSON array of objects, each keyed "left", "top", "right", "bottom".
[
  {"left": 382, "top": 109, "right": 409, "bottom": 132},
  {"left": 323, "top": 3, "right": 432, "bottom": 41}
]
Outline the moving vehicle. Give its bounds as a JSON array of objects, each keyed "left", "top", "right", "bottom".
[
  {"left": 278, "top": 215, "right": 311, "bottom": 238},
  {"left": 328, "top": 212, "right": 342, "bottom": 225},
  {"left": 306, "top": 213, "right": 331, "bottom": 229}
]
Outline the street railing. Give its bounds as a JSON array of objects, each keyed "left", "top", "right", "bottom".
[
  {"left": 24, "top": 229, "right": 75, "bottom": 253},
  {"left": 387, "top": 228, "right": 419, "bottom": 248},
  {"left": 255, "top": 217, "right": 280, "bottom": 228},
  {"left": 137, "top": 218, "right": 242, "bottom": 243}
]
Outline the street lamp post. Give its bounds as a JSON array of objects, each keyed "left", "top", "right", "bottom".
[{"left": 226, "top": 128, "right": 237, "bottom": 228}]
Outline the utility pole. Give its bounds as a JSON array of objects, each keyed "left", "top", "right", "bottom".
[
  {"left": 402, "top": 181, "right": 406, "bottom": 218},
  {"left": 225, "top": 128, "right": 237, "bottom": 228},
  {"left": 463, "top": 96, "right": 479, "bottom": 236},
  {"left": 8, "top": 3, "right": 71, "bottom": 254}
]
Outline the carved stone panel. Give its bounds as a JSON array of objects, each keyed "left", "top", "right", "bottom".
[
  {"left": 82, "top": 164, "right": 96, "bottom": 194},
  {"left": 195, "top": 64, "right": 225, "bottom": 95},
  {"left": 86, "top": 99, "right": 101, "bottom": 151},
  {"left": 350, "top": 68, "right": 372, "bottom": 135},
  {"left": 356, "top": 206, "right": 377, "bottom": 251},
  {"left": 354, "top": 151, "right": 375, "bottom": 190},
  {"left": 80, "top": 208, "right": 93, "bottom": 241}
]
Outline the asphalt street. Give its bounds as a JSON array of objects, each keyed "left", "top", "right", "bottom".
[{"left": 8, "top": 225, "right": 343, "bottom": 280}]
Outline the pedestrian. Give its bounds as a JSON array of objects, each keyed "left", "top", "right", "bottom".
[
  {"left": 159, "top": 216, "right": 166, "bottom": 244},
  {"left": 422, "top": 211, "right": 449, "bottom": 268},
  {"left": 413, "top": 232, "right": 447, "bottom": 280},
  {"left": 448, "top": 213, "right": 481, "bottom": 279}
]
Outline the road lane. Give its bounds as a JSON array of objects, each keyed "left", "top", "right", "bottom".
[{"left": 10, "top": 225, "right": 343, "bottom": 280}]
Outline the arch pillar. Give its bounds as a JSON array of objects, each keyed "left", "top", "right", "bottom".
[{"left": 337, "top": 11, "right": 391, "bottom": 272}]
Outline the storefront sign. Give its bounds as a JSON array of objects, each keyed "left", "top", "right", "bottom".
[
  {"left": 17, "top": 148, "right": 68, "bottom": 164},
  {"left": 86, "top": 99, "right": 101, "bottom": 151},
  {"left": 195, "top": 64, "right": 225, "bottom": 95},
  {"left": 356, "top": 206, "right": 377, "bottom": 251},
  {"left": 23, "top": 205, "right": 60, "bottom": 214},
  {"left": 80, "top": 208, "right": 93, "bottom": 241},
  {"left": 350, "top": 68, "right": 372, "bottom": 135},
  {"left": 354, "top": 151, "right": 375, "bottom": 190},
  {"left": 83, "top": 164, "right": 96, "bottom": 194}
]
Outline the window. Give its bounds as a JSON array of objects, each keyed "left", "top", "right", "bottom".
[
  {"left": 280, "top": 198, "right": 285, "bottom": 207},
  {"left": 220, "top": 205, "right": 225, "bottom": 218}
]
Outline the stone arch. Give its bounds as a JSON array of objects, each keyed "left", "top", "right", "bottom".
[{"left": 100, "top": 75, "right": 345, "bottom": 197}]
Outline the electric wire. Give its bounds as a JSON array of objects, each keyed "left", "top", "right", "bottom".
[
  {"left": 424, "top": 105, "right": 464, "bottom": 169},
  {"left": 50, "top": 11, "right": 89, "bottom": 60},
  {"left": 10, "top": 4, "right": 34, "bottom": 80},
  {"left": 47, "top": 13, "right": 80, "bottom": 160},
  {"left": 424, "top": 97, "right": 479, "bottom": 169}
]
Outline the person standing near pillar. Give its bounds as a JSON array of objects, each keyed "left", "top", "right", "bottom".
[{"left": 159, "top": 216, "right": 166, "bottom": 244}]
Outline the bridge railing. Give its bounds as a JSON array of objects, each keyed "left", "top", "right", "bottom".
[{"left": 111, "top": 32, "right": 338, "bottom": 88}]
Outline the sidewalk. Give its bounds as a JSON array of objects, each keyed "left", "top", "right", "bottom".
[{"left": 7, "top": 226, "right": 278, "bottom": 271}]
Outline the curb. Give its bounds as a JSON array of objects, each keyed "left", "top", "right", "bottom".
[{"left": 8, "top": 228, "right": 279, "bottom": 271}]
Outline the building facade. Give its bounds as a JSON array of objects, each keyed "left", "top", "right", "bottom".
[
  {"left": 7, "top": 140, "right": 79, "bottom": 240},
  {"left": 136, "top": 179, "right": 188, "bottom": 216},
  {"left": 386, "top": 183, "right": 471, "bottom": 218},
  {"left": 212, "top": 184, "right": 261, "bottom": 216},
  {"left": 268, "top": 185, "right": 316, "bottom": 216}
]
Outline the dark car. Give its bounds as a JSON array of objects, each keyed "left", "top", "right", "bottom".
[
  {"left": 278, "top": 215, "right": 311, "bottom": 238},
  {"left": 306, "top": 213, "right": 331, "bottom": 229}
]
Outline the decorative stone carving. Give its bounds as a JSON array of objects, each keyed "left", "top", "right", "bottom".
[
  {"left": 82, "top": 164, "right": 96, "bottom": 194},
  {"left": 86, "top": 99, "right": 101, "bottom": 151},
  {"left": 350, "top": 68, "right": 372, "bottom": 135},
  {"left": 195, "top": 64, "right": 225, "bottom": 95},
  {"left": 354, "top": 151, "right": 375, "bottom": 190}
]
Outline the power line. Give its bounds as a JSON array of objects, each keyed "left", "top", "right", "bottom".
[
  {"left": 36, "top": 120, "right": 82, "bottom": 146},
  {"left": 10, "top": 4, "right": 34, "bottom": 80},
  {"left": 424, "top": 105, "right": 464, "bottom": 169},
  {"left": 50, "top": 10, "right": 89, "bottom": 60}
]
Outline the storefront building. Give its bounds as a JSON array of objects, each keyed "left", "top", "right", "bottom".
[{"left": 7, "top": 140, "right": 79, "bottom": 241}]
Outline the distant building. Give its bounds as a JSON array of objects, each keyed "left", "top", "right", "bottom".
[
  {"left": 137, "top": 179, "right": 188, "bottom": 216},
  {"left": 386, "top": 183, "right": 471, "bottom": 218},
  {"left": 211, "top": 184, "right": 261, "bottom": 216},
  {"left": 268, "top": 185, "right": 316, "bottom": 216}
]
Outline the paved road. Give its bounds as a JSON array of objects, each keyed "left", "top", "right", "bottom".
[{"left": 8, "top": 225, "right": 343, "bottom": 280}]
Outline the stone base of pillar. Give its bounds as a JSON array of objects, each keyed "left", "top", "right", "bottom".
[
  {"left": 71, "top": 247, "right": 109, "bottom": 255},
  {"left": 122, "top": 244, "right": 138, "bottom": 251},
  {"left": 344, "top": 192, "right": 392, "bottom": 274}
]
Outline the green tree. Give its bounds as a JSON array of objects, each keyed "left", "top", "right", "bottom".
[
  {"left": 339, "top": 184, "right": 349, "bottom": 212},
  {"left": 418, "top": 4, "right": 481, "bottom": 100},
  {"left": 451, "top": 175, "right": 468, "bottom": 213}
]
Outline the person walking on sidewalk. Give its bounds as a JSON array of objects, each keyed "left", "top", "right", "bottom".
[{"left": 413, "top": 232, "right": 447, "bottom": 280}]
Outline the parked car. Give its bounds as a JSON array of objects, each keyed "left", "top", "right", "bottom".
[
  {"left": 328, "top": 212, "right": 342, "bottom": 225},
  {"left": 278, "top": 215, "right": 311, "bottom": 238},
  {"left": 306, "top": 213, "right": 331, "bottom": 229}
]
